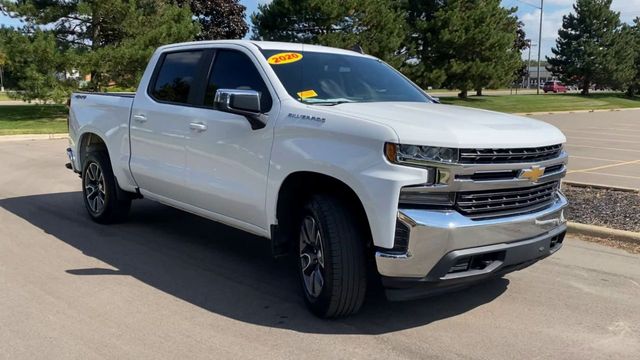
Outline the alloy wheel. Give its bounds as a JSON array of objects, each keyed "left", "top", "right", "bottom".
[
  {"left": 84, "top": 162, "right": 106, "bottom": 214},
  {"left": 299, "top": 215, "right": 325, "bottom": 298}
]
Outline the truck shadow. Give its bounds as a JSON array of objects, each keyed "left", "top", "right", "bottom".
[{"left": 0, "top": 191, "right": 509, "bottom": 335}]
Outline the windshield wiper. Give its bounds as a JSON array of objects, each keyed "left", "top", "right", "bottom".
[{"left": 302, "top": 98, "right": 355, "bottom": 106}]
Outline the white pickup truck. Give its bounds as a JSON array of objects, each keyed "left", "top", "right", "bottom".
[{"left": 67, "top": 40, "right": 568, "bottom": 318}]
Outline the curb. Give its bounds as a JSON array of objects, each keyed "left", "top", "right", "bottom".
[
  {"left": 515, "top": 107, "right": 640, "bottom": 116},
  {"left": 567, "top": 222, "right": 640, "bottom": 245},
  {"left": 562, "top": 180, "right": 639, "bottom": 193},
  {"left": 0, "top": 133, "right": 68, "bottom": 142}
]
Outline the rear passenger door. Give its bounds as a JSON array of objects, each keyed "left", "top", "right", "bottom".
[
  {"left": 129, "top": 49, "right": 212, "bottom": 202},
  {"left": 182, "top": 47, "right": 279, "bottom": 230}
]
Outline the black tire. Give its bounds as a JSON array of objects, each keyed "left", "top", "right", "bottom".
[
  {"left": 81, "top": 151, "right": 131, "bottom": 224},
  {"left": 296, "top": 194, "right": 367, "bottom": 318}
]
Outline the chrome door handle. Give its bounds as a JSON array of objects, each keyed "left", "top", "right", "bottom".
[
  {"left": 189, "top": 122, "right": 208, "bottom": 132},
  {"left": 133, "top": 114, "right": 147, "bottom": 123}
]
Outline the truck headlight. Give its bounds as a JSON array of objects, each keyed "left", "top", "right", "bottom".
[{"left": 385, "top": 143, "right": 458, "bottom": 165}]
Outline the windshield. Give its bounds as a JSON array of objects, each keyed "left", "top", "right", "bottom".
[{"left": 261, "top": 49, "right": 432, "bottom": 105}]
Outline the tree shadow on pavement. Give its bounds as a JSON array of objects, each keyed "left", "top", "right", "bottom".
[{"left": 0, "top": 191, "right": 509, "bottom": 335}]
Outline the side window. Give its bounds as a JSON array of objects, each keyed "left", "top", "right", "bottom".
[
  {"left": 151, "top": 51, "right": 205, "bottom": 104},
  {"left": 205, "top": 50, "right": 273, "bottom": 111}
]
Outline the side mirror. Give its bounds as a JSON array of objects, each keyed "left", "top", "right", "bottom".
[
  {"left": 213, "top": 89, "right": 267, "bottom": 130},
  {"left": 431, "top": 96, "right": 440, "bottom": 104}
]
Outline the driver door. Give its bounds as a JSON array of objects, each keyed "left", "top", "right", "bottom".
[{"left": 182, "top": 47, "right": 279, "bottom": 230}]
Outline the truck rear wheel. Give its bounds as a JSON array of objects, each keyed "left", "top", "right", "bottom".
[
  {"left": 81, "top": 151, "right": 131, "bottom": 224},
  {"left": 296, "top": 194, "right": 367, "bottom": 318}
]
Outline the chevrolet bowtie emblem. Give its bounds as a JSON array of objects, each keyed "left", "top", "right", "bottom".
[{"left": 520, "top": 165, "right": 545, "bottom": 182}]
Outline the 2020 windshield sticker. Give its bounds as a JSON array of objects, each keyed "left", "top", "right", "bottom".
[
  {"left": 297, "top": 89, "right": 318, "bottom": 99},
  {"left": 267, "top": 52, "right": 303, "bottom": 65}
]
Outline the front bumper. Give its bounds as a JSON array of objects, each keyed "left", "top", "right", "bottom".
[{"left": 375, "top": 193, "right": 567, "bottom": 299}]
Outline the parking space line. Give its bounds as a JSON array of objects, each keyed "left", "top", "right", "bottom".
[
  {"left": 567, "top": 159, "right": 640, "bottom": 174},
  {"left": 564, "top": 130, "right": 640, "bottom": 139},
  {"left": 583, "top": 172, "right": 640, "bottom": 180},
  {"left": 569, "top": 155, "right": 625, "bottom": 163},
  {"left": 585, "top": 127, "right": 640, "bottom": 133},
  {"left": 569, "top": 136, "right": 640, "bottom": 144},
  {"left": 566, "top": 144, "right": 640, "bottom": 153}
]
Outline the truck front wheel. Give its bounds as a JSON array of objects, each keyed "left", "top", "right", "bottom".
[
  {"left": 81, "top": 151, "right": 131, "bottom": 224},
  {"left": 296, "top": 194, "right": 367, "bottom": 318}
]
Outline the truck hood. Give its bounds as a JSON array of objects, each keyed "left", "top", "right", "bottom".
[{"left": 322, "top": 102, "right": 566, "bottom": 148}]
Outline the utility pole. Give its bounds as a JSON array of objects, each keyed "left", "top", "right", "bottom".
[{"left": 536, "top": 0, "right": 544, "bottom": 95}]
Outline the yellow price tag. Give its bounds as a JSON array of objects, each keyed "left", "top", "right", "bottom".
[
  {"left": 297, "top": 90, "right": 318, "bottom": 99},
  {"left": 267, "top": 52, "right": 303, "bottom": 65}
]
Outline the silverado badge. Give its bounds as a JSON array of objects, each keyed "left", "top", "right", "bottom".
[{"left": 520, "top": 165, "right": 545, "bottom": 182}]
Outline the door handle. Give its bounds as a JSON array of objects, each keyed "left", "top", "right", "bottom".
[
  {"left": 189, "top": 122, "right": 208, "bottom": 132},
  {"left": 133, "top": 114, "right": 147, "bottom": 123}
]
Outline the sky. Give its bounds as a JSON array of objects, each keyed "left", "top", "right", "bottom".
[
  {"left": 2, "top": 0, "right": 640, "bottom": 60},
  {"left": 502, "top": 0, "right": 640, "bottom": 59}
]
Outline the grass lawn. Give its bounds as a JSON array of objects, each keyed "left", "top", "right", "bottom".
[
  {"left": 0, "top": 105, "right": 68, "bottom": 135},
  {"left": 440, "top": 93, "right": 640, "bottom": 113},
  {"left": 0, "top": 93, "right": 11, "bottom": 101}
]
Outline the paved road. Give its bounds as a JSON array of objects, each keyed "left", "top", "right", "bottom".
[
  {"left": 532, "top": 109, "right": 640, "bottom": 190},
  {"left": 1, "top": 139, "right": 639, "bottom": 359}
]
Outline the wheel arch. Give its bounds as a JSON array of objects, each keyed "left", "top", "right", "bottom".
[
  {"left": 77, "top": 131, "right": 138, "bottom": 199},
  {"left": 270, "top": 171, "right": 373, "bottom": 257},
  {"left": 78, "top": 131, "right": 109, "bottom": 168}
]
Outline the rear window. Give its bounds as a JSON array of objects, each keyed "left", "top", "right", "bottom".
[
  {"left": 150, "top": 51, "right": 205, "bottom": 104},
  {"left": 544, "top": 82, "right": 554, "bottom": 85}
]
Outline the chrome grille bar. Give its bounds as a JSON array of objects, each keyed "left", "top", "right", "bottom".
[
  {"left": 456, "top": 181, "right": 559, "bottom": 218},
  {"left": 459, "top": 144, "right": 563, "bottom": 164}
]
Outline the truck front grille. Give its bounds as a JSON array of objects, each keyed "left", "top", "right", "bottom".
[
  {"left": 459, "top": 144, "right": 562, "bottom": 164},
  {"left": 456, "top": 181, "right": 560, "bottom": 218}
]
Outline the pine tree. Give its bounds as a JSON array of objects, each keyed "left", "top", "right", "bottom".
[
  {"left": 547, "top": 0, "right": 635, "bottom": 95},
  {"left": 175, "top": 0, "right": 249, "bottom": 40},
  {"left": 426, "top": 0, "right": 522, "bottom": 98},
  {"left": 627, "top": 18, "right": 640, "bottom": 96},
  {"left": 1, "top": 0, "right": 199, "bottom": 90},
  {"left": 83, "top": 1, "right": 199, "bottom": 89},
  {"left": 251, "top": 0, "right": 406, "bottom": 63},
  {"left": 511, "top": 20, "right": 528, "bottom": 91},
  {"left": 400, "top": 0, "right": 446, "bottom": 88}
]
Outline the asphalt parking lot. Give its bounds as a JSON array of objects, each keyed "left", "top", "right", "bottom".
[
  {"left": 532, "top": 109, "right": 640, "bottom": 190},
  {"left": 1, "top": 138, "right": 640, "bottom": 359}
]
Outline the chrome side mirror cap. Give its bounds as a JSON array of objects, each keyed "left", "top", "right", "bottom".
[{"left": 214, "top": 89, "right": 267, "bottom": 130}]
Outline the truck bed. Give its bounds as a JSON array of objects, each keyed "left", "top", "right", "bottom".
[{"left": 68, "top": 91, "right": 137, "bottom": 192}]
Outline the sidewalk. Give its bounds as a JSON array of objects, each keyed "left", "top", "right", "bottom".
[{"left": 0, "top": 133, "right": 68, "bottom": 142}]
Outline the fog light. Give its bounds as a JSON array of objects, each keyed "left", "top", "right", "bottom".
[{"left": 399, "top": 188, "right": 455, "bottom": 206}]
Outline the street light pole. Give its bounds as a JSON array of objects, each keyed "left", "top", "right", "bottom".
[
  {"left": 527, "top": 40, "right": 533, "bottom": 89},
  {"left": 536, "top": 0, "right": 544, "bottom": 95}
]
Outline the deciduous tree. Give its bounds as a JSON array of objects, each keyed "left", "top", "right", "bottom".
[{"left": 174, "top": 0, "right": 248, "bottom": 40}]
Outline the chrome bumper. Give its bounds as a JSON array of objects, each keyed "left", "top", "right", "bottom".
[{"left": 375, "top": 193, "right": 568, "bottom": 279}]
